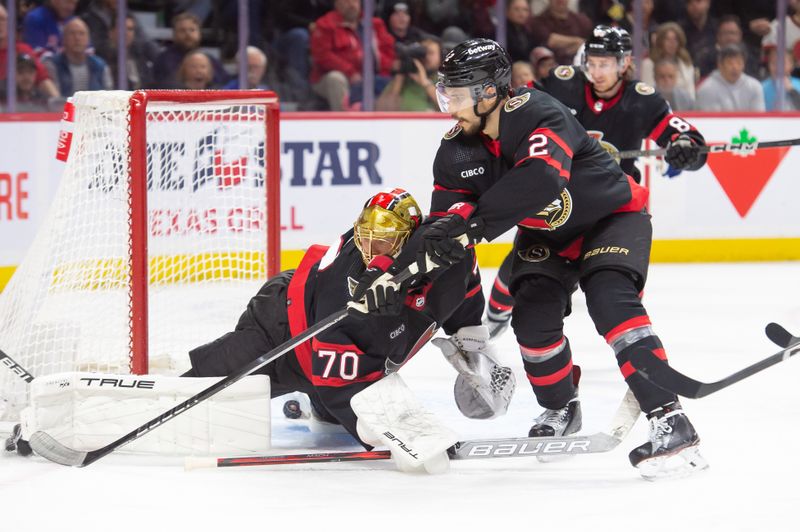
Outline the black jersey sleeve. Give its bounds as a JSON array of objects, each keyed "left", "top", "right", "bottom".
[
  {"left": 429, "top": 126, "right": 483, "bottom": 216},
  {"left": 475, "top": 91, "right": 583, "bottom": 241},
  {"left": 644, "top": 90, "right": 707, "bottom": 171}
]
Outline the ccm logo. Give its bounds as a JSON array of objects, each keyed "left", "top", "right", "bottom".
[
  {"left": 460, "top": 167, "right": 485, "bottom": 178},
  {"left": 80, "top": 377, "right": 156, "bottom": 389}
]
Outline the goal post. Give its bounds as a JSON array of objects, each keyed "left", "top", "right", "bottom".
[{"left": 0, "top": 90, "right": 281, "bottom": 421}]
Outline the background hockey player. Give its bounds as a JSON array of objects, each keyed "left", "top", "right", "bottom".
[
  {"left": 354, "top": 39, "right": 707, "bottom": 479},
  {"left": 485, "top": 25, "right": 708, "bottom": 338},
  {"left": 182, "top": 188, "right": 513, "bottom": 472}
]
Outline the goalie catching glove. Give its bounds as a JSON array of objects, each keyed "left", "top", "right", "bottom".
[{"left": 432, "top": 325, "right": 516, "bottom": 419}]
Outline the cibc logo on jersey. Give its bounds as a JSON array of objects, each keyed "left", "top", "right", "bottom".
[{"left": 460, "top": 166, "right": 485, "bottom": 178}]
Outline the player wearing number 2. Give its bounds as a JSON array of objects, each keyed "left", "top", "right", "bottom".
[
  {"left": 485, "top": 25, "right": 707, "bottom": 338},
  {"left": 353, "top": 38, "right": 707, "bottom": 479}
]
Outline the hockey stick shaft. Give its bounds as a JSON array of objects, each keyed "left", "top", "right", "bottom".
[
  {"left": 185, "top": 450, "right": 393, "bottom": 469},
  {"left": 617, "top": 137, "right": 800, "bottom": 160},
  {"left": 631, "top": 323, "right": 800, "bottom": 398},
  {"left": 0, "top": 348, "right": 35, "bottom": 383}
]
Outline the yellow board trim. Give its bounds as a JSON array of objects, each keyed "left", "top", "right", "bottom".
[{"left": 2, "top": 239, "right": 799, "bottom": 293}]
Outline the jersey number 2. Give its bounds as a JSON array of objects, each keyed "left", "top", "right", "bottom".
[{"left": 528, "top": 133, "right": 549, "bottom": 157}]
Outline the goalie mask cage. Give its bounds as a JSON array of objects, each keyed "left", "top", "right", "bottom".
[{"left": 0, "top": 90, "right": 280, "bottom": 421}]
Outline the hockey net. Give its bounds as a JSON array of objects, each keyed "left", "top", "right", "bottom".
[{"left": 0, "top": 90, "right": 280, "bottom": 422}]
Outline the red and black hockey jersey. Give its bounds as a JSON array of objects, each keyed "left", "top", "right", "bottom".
[{"left": 536, "top": 65, "right": 706, "bottom": 182}]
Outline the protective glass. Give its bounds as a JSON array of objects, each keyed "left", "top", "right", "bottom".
[
  {"left": 354, "top": 206, "right": 412, "bottom": 264},
  {"left": 435, "top": 84, "right": 478, "bottom": 113}
]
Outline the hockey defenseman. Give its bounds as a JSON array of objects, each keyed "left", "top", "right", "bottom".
[
  {"left": 485, "top": 25, "right": 708, "bottom": 338},
  {"left": 181, "top": 188, "right": 513, "bottom": 473},
  {"left": 353, "top": 39, "right": 707, "bottom": 479}
]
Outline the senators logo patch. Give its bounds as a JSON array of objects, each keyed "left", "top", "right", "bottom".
[
  {"left": 635, "top": 82, "right": 655, "bottom": 95},
  {"left": 347, "top": 276, "right": 359, "bottom": 297},
  {"left": 554, "top": 66, "right": 575, "bottom": 80},
  {"left": 586, "top": 130, "right": 620, "bottom": 163},
  {"left": 518, "top": 189, "right": 573, "bottom": 231},
  {"left": 444, "top": 124, "right": 463, "bottom": 140},
  {"left": 504, "top": 92, "right": 530, "bottom": 112},
  {"left": 518, "top": 244, "right": 550, "bottom": 263}
]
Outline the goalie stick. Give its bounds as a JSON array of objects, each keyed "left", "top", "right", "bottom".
[
  {"left": 617, "top": 136, "right": 800, "bottom": 160},
  {"left": 630, "top": 322, "right": 800, "bottom": 399},
  {"left": 28, "top": 264, "right": 422, "bottom": 468},
  {"left": 185, "top": 390, "right": 641, "bottom": 469}
]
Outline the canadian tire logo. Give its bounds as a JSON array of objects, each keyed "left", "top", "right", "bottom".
[{"left": 705, "top": 128, "right": 790, "bottom": 217}]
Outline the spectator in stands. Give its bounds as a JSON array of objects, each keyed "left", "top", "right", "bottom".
[
  {"left": 440, "top": 25, "right": 468, "bottom": 55},
  {"left": 310, "top": 0, "right": 395, "bottom": 111},
  {"left": 13, "top": 53, "right": 52, "bottom": 111},
  {"left": 713, "top": 0, "right": 774, "bottom": 67},
  {"left": 176, "top": 49, "right": 216, "bottom": 90},
  {"left": 152, "top": 12, "right": 227, "bottom": 89},
  {"left": 654, "top": 58, "right": 695, "bottom": 111},
  {"left": 695, "top": 15, "right": 761, "bottom": 80},
  {"left": 273, "top": 0, "right": 332, "bottom": 89},
  {"left": 618, "top": 0, "right": 657, "bottom": 51},
  {"left": 642, "top": 23, "right": 697, "bottom": 99},
  {"left": 43, "top": 17, "right": 112, "bottom": 97},
  {"left": 22, "top": 0, "right": 77, "bottom": 55},
  {"left": 679, "top": 0, "right": 717, "bottom": 66},
  {"left": 763, "top": 0, "right": 800, "bottom": 74},
  {"left": 652, "top": 0, "right": 687, "bottom": 26},
  {"left": 224, "top": 46, "right": 269, "bottom": 90},
  {"left": 696, "top": 44, "right": 765, "bottom": 111},
  {"left": 530, "top": 46, "right": 556, "bottom": 80},
  {"left": 505, "top": 0, "right": 539, "bottom": 63},
  {"left": 82, "top": 0, "right": 158, "bottom": 67},
  {"left": 385, "top": 2, "right": 426, "bottom": 45},
  {"left": 1, "top": 4, "right": 59, "bottom": 101},
  {"left": 510, "top": 60, "right": 534, "bottom": 89},
  {"left": 96, "top": 13, "right": 158, "bottom": 90},
  {"left": 761, "top": 46, "right": 800, "bottom": 111},
  {"left": 376, "top": 35, "right": 440, "bottom": 112},
  {"left": 422, "top": 0, "right": 461, "bottom": 36},
  {"left": 529, "top": 0, "right": 592, "bottom": 66}
]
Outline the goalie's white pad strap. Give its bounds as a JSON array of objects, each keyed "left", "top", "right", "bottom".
[
  {"left": 351, "top": 373, "right": 458, "bottom": 473},
  {"left": 20, "top": 372, "right": 271, "bottom": 455}
]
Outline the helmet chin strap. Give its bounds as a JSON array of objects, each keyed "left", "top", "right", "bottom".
[{"left": 474, "top": 92, "right": 504, "bottom": 132}]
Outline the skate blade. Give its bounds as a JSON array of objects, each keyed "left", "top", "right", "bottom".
[{"left": 637, "top": 445, "right": 709, "bottom": 481}]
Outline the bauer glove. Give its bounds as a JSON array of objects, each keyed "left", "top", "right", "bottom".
[
  {"left": 664, "top": 133, "right": 701, "bottom": 170},
  {"left": 418, "top": 203, "right": 484, "bottom": 272}
]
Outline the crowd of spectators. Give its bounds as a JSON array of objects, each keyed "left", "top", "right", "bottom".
[{"left": 2, "top": 0, "right": 800, "bottom": 112}]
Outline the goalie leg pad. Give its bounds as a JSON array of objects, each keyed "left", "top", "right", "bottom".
[{"left": 351, "top": 373, "right": 458, "bottom": 474}]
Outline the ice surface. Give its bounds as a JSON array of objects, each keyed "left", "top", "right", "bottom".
[{"left": 2, "top": 263, "right": 799, "bottom": 532}]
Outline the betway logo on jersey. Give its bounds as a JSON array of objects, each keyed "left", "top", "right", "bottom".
[{"left": 467, "top": 44, "right": 495, "bottom": 55}]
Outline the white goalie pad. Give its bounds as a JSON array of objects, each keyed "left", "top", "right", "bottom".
[
  {"left": 20, "top": 372, "right": 271, "bottom": 456},
  {"left": 432, "top": 326, "right": 516, "bottom": 419},
  {"left": 351, "top": 373, "right": 458, "bottom": 474}
]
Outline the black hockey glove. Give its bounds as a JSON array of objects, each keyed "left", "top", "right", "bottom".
[
  {"left": 665, "top": 133, "right": 701, "bottom": 170},
  {"left": 418, "top": 203, "right": 485, "bottom": 272},
  {"left": 349, "top": 256, "right": 405, "bottom": 317}
]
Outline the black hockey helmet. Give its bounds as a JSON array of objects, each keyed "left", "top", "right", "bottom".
[
  {"left": 436, "top": 38, "right": 512, "bottom": 113},
  {"left": 584, "top": 25, "right": 633, "bottom": 59}
]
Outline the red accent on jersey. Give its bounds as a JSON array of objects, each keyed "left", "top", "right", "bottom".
[
  {"left": 613, "top": 174, "right": 649, "bottom": 214},
  {"left": 621, "top": 347, "right": 667, "bottom": 378},
  {"left": 465, "top": 284, "right": 482, "bottom": 299},
  {"left": 367, "top": 255, "right": 393, "bottom": 272},
  {"left": 558, "top": 236, "right": 584, "bottom": 261},
  {"left": 532, "top": 127, "right": 574, "bottom": 158},
  {"left": 648, "top": 113, "right": 673, "bottom": 141},
  {"left": 429, "top": 211, "right": 448, "bottom": 218},
  {"left": 584, "top": 81, "right": 625, "bottom": 115},
  {"left": 481, "top": 133, "right": 502, "bottom": 157},
  {"left": 433, "top": 183, "right": 474, "bottom": 195},
  {"left": 311, "top": 339, "right": 365, "bottom": 354},
  {"left": 312, "top": 370, "right": 385, "bottom": 387},
  {"left": 286, "top": 244, "right": 330, "bottom": 381},
  {"left": 515, "top": 153, "right": 571, "bottom": 180},
  {"left": 520, "top": 337, "right": 565, "bottom": 357},
  {"left": 527, "top": 360, "right": 573, "bottom": 386},
  {"left": 447, "top": 201, "right": 476, "bottom": 220},
  {"left": 604, "top": 315, "right": 652, "bottom": 344}
]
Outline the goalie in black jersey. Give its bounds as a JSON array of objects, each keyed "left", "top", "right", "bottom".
[
  {"left": 182, "top": 188, "right": 513, "bottom": 472},
  {"left": 485, "top": 25, "right": 708, "bottom": 339},
  {"left": 353, "top": 38, "right": 707, "bottom": 479}
]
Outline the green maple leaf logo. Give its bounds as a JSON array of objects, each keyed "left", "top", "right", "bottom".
[{"left": 731, "top": 128, "right": 757, "bottom": 145}]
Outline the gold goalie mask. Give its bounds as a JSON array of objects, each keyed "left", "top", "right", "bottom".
[{"left": 354, "top": 188, "right": 422, "bottom": 264}]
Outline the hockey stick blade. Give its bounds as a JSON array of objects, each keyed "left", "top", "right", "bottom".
[
  {"left": 631, "top": 337, "right": 800, "bottom": 399},
  {"left": 29, "top": 308, "right": 352, "bottom": 467},
  {"left": 449, "top": 389, "right": 639, "bottom": 459},
  {"left": 191, "top": 391, "right": 640, "bottom": 468},
  {"left": 0, "top": 348, "right": 35, "bottom": 383},
  {"left": 765, "top": 322, "right": 799, "bottom": 349}
]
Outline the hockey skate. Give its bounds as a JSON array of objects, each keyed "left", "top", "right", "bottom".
[
  {"left": 629, "top": 402, "right": 709, "bottom": 481},
  {"left": 529, "top": 397, "right": 582, "bottom": 462}
]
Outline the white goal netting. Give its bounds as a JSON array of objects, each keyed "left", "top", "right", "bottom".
[{"left": 0, "top": 90, "right": 279, "bottom": 421}]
